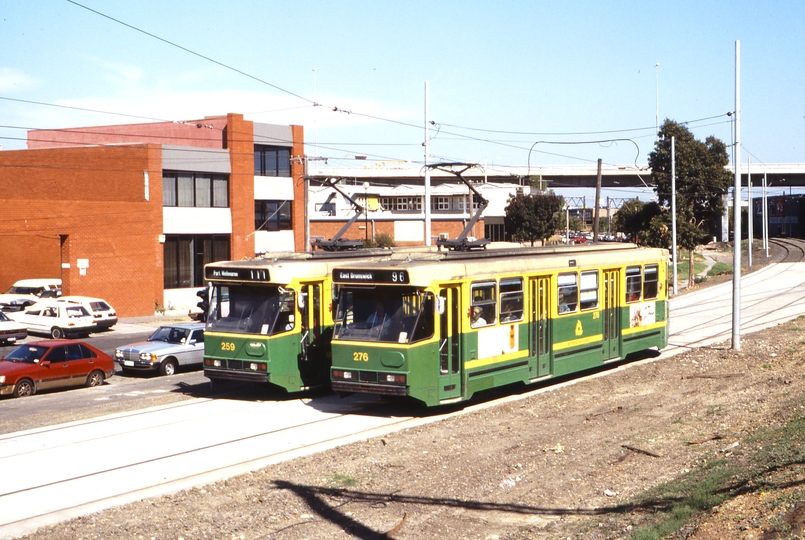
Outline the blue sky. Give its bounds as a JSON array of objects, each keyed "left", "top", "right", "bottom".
[{"left": 1, "top": 0, "right": 803, "bottom": 185}]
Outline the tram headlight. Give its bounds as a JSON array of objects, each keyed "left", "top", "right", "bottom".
[
  {"left": 382, "top": 373, "right": 406, "bottom": 384},
  {"left": 333, "top": 370, "right": 354, "bottom": 380}
]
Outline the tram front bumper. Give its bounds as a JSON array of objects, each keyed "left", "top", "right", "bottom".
[{"left": 331, "top": 380, "right": 408, "bottom": 396}]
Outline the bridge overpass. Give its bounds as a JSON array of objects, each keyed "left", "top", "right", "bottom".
[{"left": 310, "top": 162, "right": 805, "bottom": 191}]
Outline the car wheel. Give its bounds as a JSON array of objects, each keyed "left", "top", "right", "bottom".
[
  {"left": 86, "top": 370, "right": 104, "bottom": 387},
  {"left": 51, "top": 327, "right": 64, "bottom": 339},
  {"left": 13, "top": 379, "right": 35, "bottom": 398},
  {"left": 159, "top": 359, "right": 178, "bottom": 376}
]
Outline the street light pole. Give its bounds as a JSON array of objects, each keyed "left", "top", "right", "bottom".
[{"left": 655, "top": 62, "right": 660, "bottom": 138}]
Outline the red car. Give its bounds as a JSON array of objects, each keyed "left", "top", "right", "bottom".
[{"left": 0, "top": 340, "right": 115, "bottom": 398}]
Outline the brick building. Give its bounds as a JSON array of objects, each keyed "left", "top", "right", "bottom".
[{"left": 0, "top": 113, "right": 304, "bottom": 317}]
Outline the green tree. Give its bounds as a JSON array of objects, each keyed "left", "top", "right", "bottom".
[
  {"left": 504, "top": 192, "right": 565, "bottom": 246},
  {"left": 612, "top": 199, "right": 667, "bottom": 246},
  {"left": 649, "top": 120, "right": 732, "bottom": 286}
]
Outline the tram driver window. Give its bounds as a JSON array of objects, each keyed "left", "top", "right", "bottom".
[
  {"left": 643, "top": 264, "right": 659, "bottom": 299},
  {"left": 470, "top": 281, "right": 496, "bottom": 327},
  {"left": 557, "top": 273, "right": 578, "bottom": 314},
  {"left": 626, "top": 266, "right": 642, "bottom": 303},
  {"left": 499, "top": 278, "right": 524, "bottom": 322}
]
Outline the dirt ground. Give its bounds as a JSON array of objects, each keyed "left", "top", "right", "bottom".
[{"left": 20, "top": 243, "right": 805, "bottom": 540}]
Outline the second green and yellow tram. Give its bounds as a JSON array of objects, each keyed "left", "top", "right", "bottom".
[{"left": 329, "top": 243, "right": 669, "bottom": 407}]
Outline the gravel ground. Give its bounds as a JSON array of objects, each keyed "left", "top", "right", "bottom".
[{"left": 18, "top": 242, "right": 805, "bottom": 540}]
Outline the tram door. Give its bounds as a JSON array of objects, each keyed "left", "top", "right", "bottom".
[
  {"left": 602, "top": 270, "right": 621, "bottom": 359},
  {"left": 437, "top": 286, "right": 461, "bottom": 400},
  {"left": 298, "top": 282, "right": 324, "bottom": 381},
  {"left": 529, "top": 277, "right": 551, "bottom": 377}
]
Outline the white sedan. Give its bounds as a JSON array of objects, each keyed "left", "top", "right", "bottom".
[
  {"left": 8, "top": 301, "right": 97, "bottom": 339},
  {"left": 56, "top": 296, "right": 118, "bottom": 329}
]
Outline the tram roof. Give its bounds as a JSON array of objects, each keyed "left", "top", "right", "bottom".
[{"left": 332, "top": 243, "right": 668, "bottom": 287}]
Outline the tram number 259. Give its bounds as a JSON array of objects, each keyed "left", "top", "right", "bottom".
[
  {"left": 353, "top": 351, "right": 369, "bottom": 362},
  {"left": 221, "top": 342, "right": 236, "bottom": 352}
]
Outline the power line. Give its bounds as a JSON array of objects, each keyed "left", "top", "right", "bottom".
[{"left": 66, "top": 0, "right": 314, "bottom": 105}]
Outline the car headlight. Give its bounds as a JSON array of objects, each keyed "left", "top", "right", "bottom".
[
  {"left": 139, "top": 352, "right": 156, "bottom": 362},
  {"left": 0, "top": 376, "right": 5, "bottom": 384},
  {"left": 114, "top": 350, "right": 123, "bottom": 358}
]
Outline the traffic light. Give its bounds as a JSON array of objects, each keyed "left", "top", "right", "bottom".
[{"left": 196, "top": 288, "right": 209, "bottom": 322}]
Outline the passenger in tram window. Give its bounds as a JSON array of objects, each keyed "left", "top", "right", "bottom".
[{"left": 471, "top": 306, "right": 487, "bottom": 328}]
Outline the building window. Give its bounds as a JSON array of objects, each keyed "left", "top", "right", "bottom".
[
  {"left": 431, "top": 197, "right": 450, "bottom": 211},
  {"left": 254, "top": 145, "right": 291, "bottom": 177},
  {"left": 255, "top": 200, "right": 292, "bottom": 231},
  {"left": 164, "top": 235, "right": 230, "bottom": 289},
  {"left": 163, "top": 171, "right": 229, "bottom": 208}
]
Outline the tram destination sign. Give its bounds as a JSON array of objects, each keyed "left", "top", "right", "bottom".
[
  {"left": 333, "top": 268, "right": 409, "bottom": 284},
  {"left": 205, "top": 266, "right": 270, "bottom": 282}
]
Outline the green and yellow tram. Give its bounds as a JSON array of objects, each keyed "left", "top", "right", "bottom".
[
  {"left": 329, "top": 243, "right": 669, "bottom": 407},
  {"left": 202, "top": 251, "right": 391, "bottom": 393}
]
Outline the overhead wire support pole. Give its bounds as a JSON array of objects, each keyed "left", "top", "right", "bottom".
[
  {"left": 424, "top": 81, "right": 432, "bottom": 246},
  {"left": 732, "top": 40, "right": 741, "bottom": 351},
  {"left": 671, "top": 136, "right": 678, "bottom": 296}
]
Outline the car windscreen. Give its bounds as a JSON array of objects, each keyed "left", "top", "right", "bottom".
[
  {"left": 5, "top": 345, "right": 49, "bottom": 363},
  {"left": 149, "top": 326, "right": 191, "bottom": 344},
  {"left": 5, "top": 287, "right": 39, "bottom": 295}
]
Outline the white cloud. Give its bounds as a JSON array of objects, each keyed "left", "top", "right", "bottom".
[{"left": 0, "top": 67, "right": 39, "bottom": 93}]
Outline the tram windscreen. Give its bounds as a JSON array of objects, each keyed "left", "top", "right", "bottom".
[
  {"left": 334, "top": 286, "right": 433, "bottom": 344},
  {"left": 206, "top": 284, "right": 294, "bottom": 336}
]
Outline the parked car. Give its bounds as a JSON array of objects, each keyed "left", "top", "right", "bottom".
[
  {"left": 0, "top": 311, "right": 27, "bottom": 345},
  {"left": 56, "top": 296, "right": 117, "bottom": 329},
  {"left": 0, "top": 279, "right": 62, "bottom": 312},
  {"left": 114, "top": 323, "right": 205, "bottom": 376},
  {"left": 7, "top": 301, "right": 97, "bottom": 339},
  {"left": 0, "top": 340, "right": 115, "bottom": 398}
]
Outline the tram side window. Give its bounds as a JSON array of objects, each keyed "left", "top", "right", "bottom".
[
  {"left": 499, "top": 278, "right": 524, "bottom": 322},
  {"left": 557, "top": 273, "right": 578, "bottom": 314},
  {"left": 643, "top": 264, "right": 659, "bottom": 299},
  {"left": 470, "top": 281, "right": 496, "bottom": 327},
  {"left": 626, "top": 266, "right": 642, "bottom": 303},
  {"left": 579, "top": 270, "right": 599, "bottom": 310}
]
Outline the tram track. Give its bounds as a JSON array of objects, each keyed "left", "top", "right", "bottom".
[
  {"left": 668, "top": 237, "right": 805, "bottom": 350},
  {"left": 4, "top": 239, "right": 805, "bottom": 538},
  {"left": 0, "top": 392, "right": 429, "bottom": 537}
]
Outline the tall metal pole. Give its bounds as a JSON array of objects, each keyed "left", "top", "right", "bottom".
[
  {"left": 593, "top": 159, "right": 602, "bottom": 242},
  {"left": 763, "top": 172, "right": 769, "bottom": 257},
  {"left": 655, "top": 63, "right": 660, "bottom": 139},
  {"left": 747, "top": 158, "right": 752, "bottom": 268},
  {"left": 731, "top": 40, "right": 741, "bottom": 351},
  {"left": 424, "top": 81, "right": 432, "bottom": 246},
  {"left": 671, "top": 136, "right": 678, "bottom": 296}
]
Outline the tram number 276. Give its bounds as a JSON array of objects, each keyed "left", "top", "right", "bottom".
[{"left": 353, "top": 351, "right": 369, "bottom": 362}]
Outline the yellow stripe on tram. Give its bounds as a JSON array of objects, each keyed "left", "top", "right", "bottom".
[
  {"left": 465, "top": 349, "right": 529, "bottom": 370},
  {"left": 622, "top": 320, "right": 667, "bottom": 336},
  {"left": 552, "top": 333, "right": 604, "bottom": 352}
]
